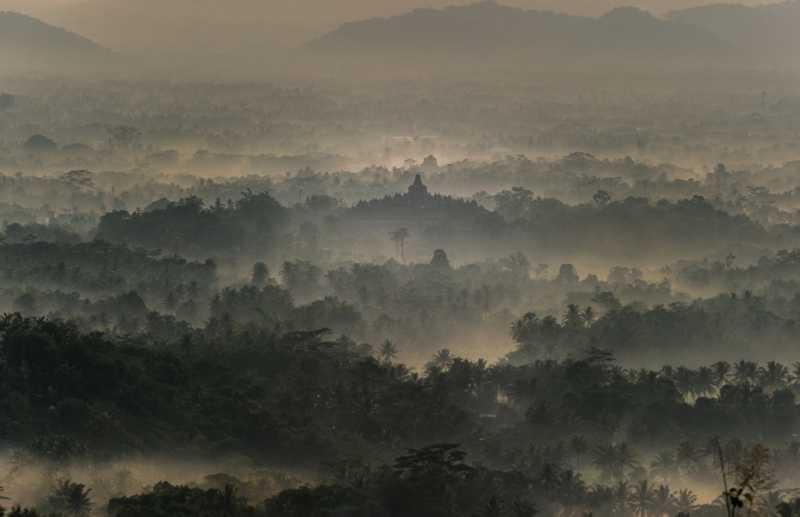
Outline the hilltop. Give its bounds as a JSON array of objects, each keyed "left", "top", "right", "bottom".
[
  {"left": 0, "top": 11, "right": 110, "bottom": 63},
  {"left": 309, "top": 1, "right": 726, "bottom": 60}
]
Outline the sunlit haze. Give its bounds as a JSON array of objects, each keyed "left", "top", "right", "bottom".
[{"left": 0, "top": 0, "right": 798, "bottom": 515}]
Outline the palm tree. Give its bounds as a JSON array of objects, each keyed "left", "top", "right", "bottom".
[
  {"left": 712, "top": 361, "right": 732, "bottom": 388},
  {"left": 612, "top": 481, "right": 632, "bottom": 515},
  {"left": 389, "top": 228, "right": 410, "bottom": 262},
  {"left": 650, "top": 485, "right": 675, "bottom": 517},
  {"left": 48, "top": 480, "right": 92, "bottom": 517},
  {"left": 583, "top": 306, "right": 595, "bottom": 326},
  {"left": 563, "top": 304, "right": 584, "bottom": 331},
  {"left": 629, "top": 479, "right": 655, "bottom": 517},
  {"left": 558, "top": 469, "right": 587, "bottom": 511},
  {"left": 673, "top": 367, "right": 696, "bottom": 400},
  {"left": 593, "top": 445, "right": 618, "bottom": 481},
  {"left": 431, "top": 349, "right": 453, "bottom": 370},
  {"left": 659, "top": 365, "right": 675, "bottom": 381},
  {"left": 759, "top": 361, "right": 789, "bottom": 393},
  {"left": 511, "top": 312, "right": 540, "bottom": 356},
  {"left": 379, "top": 340, "right": 398, "bottom": 364},
  {"left": 695, "top": 366, "right": 717, "bottom": 397},
  {"left": 593, "top": 443, "right": 638, "bottom": 481},
  {"left": 790, "top": 362, "right": 800, "bottom": 390},
  {"left": 734, "top": 360, "right": 759, "bottom": 385},
  {"left": 673, "top": 489, "right": 698, "bottom": 515}
]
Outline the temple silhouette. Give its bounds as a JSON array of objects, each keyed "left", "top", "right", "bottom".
[
  {"left": 407, "top": 174, "right": 429, "bottom": 202},
  {"left": 348, "top": 172, "right": 497, "bottom": 231}
]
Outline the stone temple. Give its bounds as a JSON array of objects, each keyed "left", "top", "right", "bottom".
[{"left": 407, "top": 174, "right": 429, "bottom": 202}]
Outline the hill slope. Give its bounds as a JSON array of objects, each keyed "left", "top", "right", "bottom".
[
  {"left": 0, "top": 11, "right": 109, "bottom": 60},
  {"left": 669, "top": 1, "right": 800, "bottom": 61},
  {"left": 310, "top": 1, "right": 726, "bottom": 59}
]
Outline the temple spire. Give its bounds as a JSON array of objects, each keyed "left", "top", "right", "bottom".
[{"left": 408, "top": 174, "right": 429, "bottom": 200}]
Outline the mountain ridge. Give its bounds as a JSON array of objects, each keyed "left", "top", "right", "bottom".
[
  {"left": 668, "top": 0, "right": 800, "bottom": 60},
  {"left": 0, "top": 10, "right": 109, "bottom": 57},
  {"left": 308, "top": 1, "right": 728, "bottom": 59}
]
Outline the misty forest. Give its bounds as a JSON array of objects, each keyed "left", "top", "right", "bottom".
[{"left": 6, "top": 0, "right": 800, "bottom": 516}]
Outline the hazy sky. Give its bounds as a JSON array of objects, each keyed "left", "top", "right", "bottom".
[{"left": 0, "top": 0, "right": 778, "bottom": 50}]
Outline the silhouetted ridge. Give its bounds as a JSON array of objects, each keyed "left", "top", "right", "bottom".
[
  {"left": 0, "top": 11, "right": 109, "bottom": 56},
  {"left": 669, "top": 1, "right": 800, "bottom": 61},
  {"left": 309, "top": 1, "right": 725, "bottom": 58}
]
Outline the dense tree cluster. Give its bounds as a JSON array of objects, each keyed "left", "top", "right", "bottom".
[
  {"left": 7, "top": 72, "right": 800, "bottom": 516},
  {"left": 97, "top": 192, "right": 288, "bottom": 259}
]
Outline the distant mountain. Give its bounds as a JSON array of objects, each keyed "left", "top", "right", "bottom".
[
  {"left": 12, "top": 0, "right": 771, "bottom": 53},
  {"left": 0, "top": 11, "right": 109, "bottom": 62},
  {"left": 669, "top": 1, "right": 800, "bottom": 61},
  {"left": 309, "top": 1, "right": 726, "bottom": 59}
]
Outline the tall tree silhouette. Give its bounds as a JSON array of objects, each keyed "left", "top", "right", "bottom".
[{"left": 389, "top": 228, "right": 410, "bottom": 262}]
